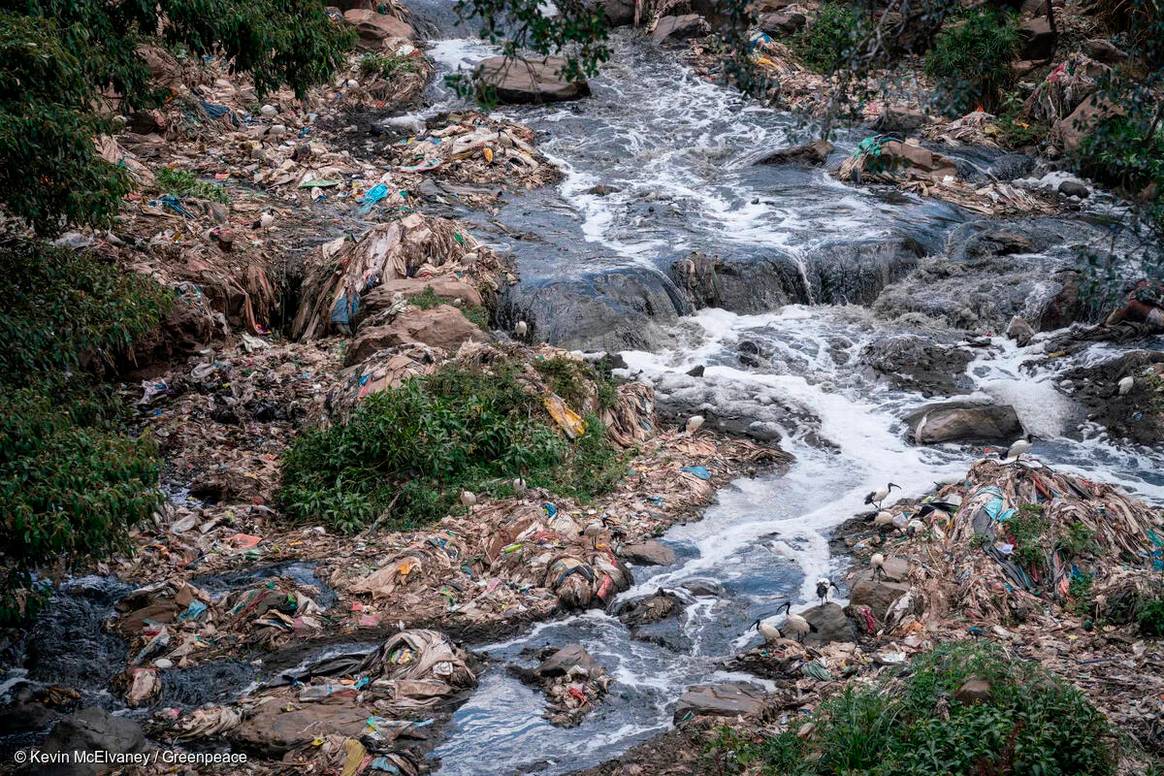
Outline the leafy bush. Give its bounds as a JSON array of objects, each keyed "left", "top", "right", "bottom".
[
  {"left": 156, "top": 168, "right": 230, "bottom": 204},
  {"left": 1068, "top": 572, "right": 1094, "bottom": 617},
  {"left": 0, "top": 241, "right": 169, "bottom": 623},
  {"left": 1079, "top": 115, "right": 1164, "bottom": 235},
  {"left": 534, "top": 356, "right": 618, "bottom": 410},
  {"left": 707, "top": 641, "right": 1116, "bottom": 775},
  {"left": 1138, "top": 595, "right": 1164, "bottom": 637},
  {"left": 1059, "top": 520, "right": 1099, "bottom": 557},
  {"left": 793, "top": 2, "right": 869, "bottom": 73},
  {"left": 358, "top": 53, "right": 418, "bottom": 80},
  {"left": 924, "top": 8, "right": 1019, "bottom": 114},
  {"left": 1008, "top": 504, "right": 1048, "bottom": 571},
  {"left": 280, "top": 363, "right": 626, "bottom": 533}
]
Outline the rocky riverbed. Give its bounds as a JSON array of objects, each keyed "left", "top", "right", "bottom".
[{"left": 2, "top": 0, "right": 1164, "bottom": 774}]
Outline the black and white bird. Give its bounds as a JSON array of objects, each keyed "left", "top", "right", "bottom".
[
  {"left": 864, "top": 482, "right": 900, "bottom": 509},
  {"left": 1004, "top": 433, "right": 1034, "bottom": 461},
  {"left": 752, "top": 616, "right": 781, "bottom": 643},
  {"left": 815, "top": 577, "right": 840, "bottom": 606},
  {"left": 778, "top": 601, "right": 811, "bottom": 642}
]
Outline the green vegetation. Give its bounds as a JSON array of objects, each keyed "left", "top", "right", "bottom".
[
  {"left": 995, "top": 93, "right": 1049, "bottom": 148},
  {"left": 534, "top": 355, "right": 618, "bottom": 411},
  {"left": 1079, "top": 115, "right": 1164, "bottom": 233},
  {"left": 359, "top": 53, "right": 418, "bottom": 80},
  {"left": 156, "top": 168, "right": 230, "bottom": 204},
  {"left": 924, "top": 8, "right": 1019, "bottom": 114},
  {"left": 407, "top": 286, "right": 491, "bottom": 331},
  {"left": 0, "top": 0, "right": 352, "bottom": 235},
  {"left": 1138, "top": 595, "right": 1164, "bottom": 637},
  {"left": 280, "top": 362, "right": 626, "bottom": 534},
  {"left": 1059, "top": 520, "right": 1100, "bottom": 557},
  {"left": 1008, "top": 504, "right": 1048, "bottom": 571},
  {"left": 1068, "top": 572, "right": 1094, "bottom": 617},
  {"left": 793, "top": 2, "right": 869, "bottom": 73},
  {"left": 705, "top": 641, "right": 1116, "bottom": 775},
  {"left": 0, "top": 242, "right": 170, "bottom": 623}
]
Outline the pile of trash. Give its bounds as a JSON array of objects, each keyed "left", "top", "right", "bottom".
[
  {"left": 385, "top": 111, "right": 560, "bottom": 191},
  {"left": 836, "top": 135, "right": 1059, "bottom": 216},
  {"left": 513, "top": 644, "right": 612, "bottom": 726},
  {"left": 158, "top": 629, "right": 474, "bottom": 772},
  {"left": 1023, "top": 54, "right": 1111, "bottom": 126},
  {"left": 291, "top": 212, "right": 513, "bottom": 340},
  {"left": 922, "top": 110, "right": 1003, "bottom": 148}
]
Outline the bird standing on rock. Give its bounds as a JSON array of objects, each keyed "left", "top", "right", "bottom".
[
  {"left": 1118, "top": 376, "right": 1134, "bottom": 396},
  {"left": 815, "top": 577, "right": 839, "bottom": 606},
  {"left": 864, "top": 482, "right": 899, "bottom": 509},
  {"left": 870, "top": 552, "right": 886, "bottom": 580},
  {"left": 778, "top": 601, "right": 810, "bottom": 642}
]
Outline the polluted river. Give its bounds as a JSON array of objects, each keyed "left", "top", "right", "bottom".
[{"left": 3, "top": 2, "right": 1164, "bottom": 773}]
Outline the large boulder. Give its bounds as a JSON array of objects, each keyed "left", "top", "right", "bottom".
[
  {"left": 1018, "top": 17, "right": 1056, "bottom": 61},
  {"left": 802, "top": 602, "right": 857, "bottom": 643},
  {"left": 906, "top": 400, "right": 1023, "bottom": 444},
  {"left": 673, "top": 682, "right": 768, "bottom": 723},
  {"left": 345, "top": 305, "right": 487, "bottom": 365},
  {"left": 849, "top": 577, "right": 911, "bottom": 621},
  {"left": 594, "top": 0, "right": 636, "bottom": 26},
  {"left": 757, "top": 7, "right": 807, "bottom": 34},
  {"left": 342, "top": 9, "right": 415, "bottom": 50},
  {"left": 621, "top": 540, "right": 677, "bottom": 566},
  {"left": 861, "top": 335, "right": 974, "bottom": 397},
  {"left": 650, "top": 14, "right": 711, "bottom": 45},
  {"left": 476, "top": 56, "right": 590, "bottom": 104},
  {"left": 1053, "top": 94, "right": 1120, "bottom": 153}
]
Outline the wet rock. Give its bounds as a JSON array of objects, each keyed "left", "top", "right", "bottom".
[
  {"left": 40, "top": 708, "right": 150, "bottom": 775},
  {"left": 1058, "top": 351, "right": 1164, "bottom": 444},
  {"left": 1006, "top": 315, "right": 1035, "bottom": 345},
  {"left": 344, "top": 305, "right": 488, "bottom": 365},
  {"left": 501, "top": 267, "right": 689, "bottom": 351},
  {"left": 686, "top": 364, "right": 705, "bottom": 377},
  {"left": 620, "top": 540, "right": 676, "bottom": 566},
  {"left": 681, "top": 578, "right": 724, "bottom": 597},
  {"left": 532, "top": 644, "right": 604, "bottom": 679},
  {"left": 476, "top": 56, "right": 591, "bottom": 104},
  {"left": 649, "top": 369, "right": 816, "bottom": 443},
  {"left": 802, "top": 603, "right": 856, "bottom": 643},
  {"left": 342, "top": 9, "right": 414, "bottom": 50},
  {"left": 673, "top": 682, "right": 768, "bottom": 723},
  {"left": 519, "top": 644, "right": 611, "bottom": 727},
  {"left": 956, "top": 678, "right": 992, "bottom": 705},
  {"left": 585, "top": 183, "right": 621, "bottom": 196},
  {"left": 651, "top": 14, "right": 711, "bottom": 45},
  {"left": 906, "top": 400, "right": 1022, "bottom": 444},
  {"left": 1057, "top": 180, "right": 1090, "bottom": 199},
  {"left": 616, "top": 591, "right": 684, "bottom": 627},
  {"left": 861, "top": 334, "right": 974, "bottom": 397},
  {"left": 986, "top": 153, "right": 1036, "bottom": 181},
  {"left": 756, "top": 138, "right": 833, "bottom": 166},
  {"left": 849, "top": 577, "right": 911, "bottom": 621},
  {"left": 1018, "top": 17, "right": 1056, "bottom": 61}
]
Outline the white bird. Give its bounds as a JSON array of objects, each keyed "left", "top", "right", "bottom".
[
  {"left": 778, "top": 601, "right": 811, "bottom": 642},
  {"left": 257, "top": 211, "right": 275, "bottom": 229},
  {"left": 685, "top": 415, "right": 705, "bottom": 434},
  {"left": 870, "top": 552, "right": 886, "bottom": 580},
  {"left": 1118, "top": 376, "right": 1134, "bottom": 396},
  {"left": 581, "top": 516, "right": 610, "bottom": 538},
  {"left": 753, "top": 617, "right": 781, "bottom": 643},
  {"left": 1005, "top": 434, "right": 1033, "bottom": 461},
  {"left": 907, "top": 518, "right": 926, "bottom": 535},
  {"left": 512, "top": 478, "right": 527, "bottom": 495},
  {"left": 872, "top": 510, "right": 895, "bottom": 528},
  {"left": 815, "top": 577, "right": 839, "bottom": 606},
  {"left": 514, "top": 320, "right": 528, "bottom": 338},
  {"left": 864, "top": 482, "right": 900, "bottom": 509},
  {"left": 459, "top": 490, "right": 477, "bottom": 507}
]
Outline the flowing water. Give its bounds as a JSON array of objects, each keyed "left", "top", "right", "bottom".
[{"left": 400, "top": 13, "right": 1164, "bottom": 775}]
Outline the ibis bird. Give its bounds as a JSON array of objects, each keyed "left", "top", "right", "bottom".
[
  {"left": 907, "top": 518, "right": 926, "bottom": 536},
  {"left": 1004, "top": 433, "right": 1033, "bottom": 461},
  {"left": 870, "top": 552, "right": 886, "bottom": 580},
  {"left": 1118, "top": 376, "right": 1134, "bottom": 396},
  {"left": 864, "top": 482, "right": 900, "bottom": 509},
  {"left": 752, "top": 617, "right": 781, "bottom": 644},
  {"left": 580, "top": 516, "right": 610, "bottom": 538},
  {"left": 459, "top": 490, "right": 477, "bottom": 507},
  {"left": 872, "top": 510, "right": 895, "bottom": 529},
  {"left": 815, "top": 577, "right": 840, "bottom": 606},
  {"left": 514, "top": 320, "right": 529, "bottom": 338},
  {"left": 685, "top": 414, "right": 705, "bottom": 435},
  {"left": 778, "top": 601, "right": 811, "bottom": 642},
  {"left": 512, "top": 478, "right": 527, "bottom": 496}
]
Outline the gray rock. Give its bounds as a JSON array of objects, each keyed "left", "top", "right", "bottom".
[
  {"left": 621, "top": 540, "right": 676, "bottom": 566},
  {"left": 1006, "top": 315, "right": 1035, "bottom": 346},
  {"left": 861, "top": 335, "right": 974, "bottom": 397},
  {"left": 594, "top": 0, "right": 635, "bottom": 26},
  {"left": 757, "top": 8, "right": 806, "bottom": 34},
  {"left": 871, "top": 106, "right": 928, "bottom": 133},
  {"left": 534, "top": 644, "right": 604, "bottom": 678},
  {"left": 673, "top": 682, "right": 768, "bottom": 723},
  {"left": 651, "top": 14, "right": 711, "bottom": 45},
  {"left": 41, "top": 708, "right": 150, "bottom": 775},
  {"left": 1058, "top": 180, "right": 1090, "bottom": 199},
  {"left": 802, "top": 603, "right": 857, "bottom": 643},
  {"left": 616, "top": 591, "right": 684, "bottom": 627},
  {"left": 756, "top": 139, "right": 833, "bottom": 166},
  {"left": 476, "top": 56, "right": 590, "bottom": 104},
  {"left": 906, "top": 400, "right": 1022, "bottom": 444},
  {"left": 849, "top": 577, "right": 911, "bottom": 621},
  {"left": 681, "top": 578, "right": 724, "bottom": 597},
  {"left": 1083, "top": 38, "right": 1127, "bottom": 64},
  {"left": 955, "top": 678, "right": 992, "bottom": 705}
]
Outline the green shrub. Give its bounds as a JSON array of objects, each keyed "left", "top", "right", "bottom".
[
  {"left": 407, "top": 285, "right": 491, "bottom": 330},
  {"left": 358, "top": 53, "right": 418, "bottom": 80},
  {"left": 1008, "top": 504, "right": 1048, "bottom": 571},
  {"left": 0, "top": 241, "right": 168, "bottom": 624},
  {"left": 534, "top": 356, "right": 618, "bottom": 411},
  {"left": 1068, "top": 572, "right": 1094, "bottom": 616},
  {"left": 1059, "top": 520, "right": 1099, "bottom": 557},
  {"left": 156, "top": 167, "right": 230, "bottom": 204},
  {"left": 793, "top": 2, "right": 869, "bottom": 73},
  {"left": 279, "top": 362, "right": 626, "bottom": 533},
  {"left": 707, "top": 641, "right": 1116, "bottom": 775},
  {"left": 1139, "top": 596, "right": 1164, "bottom": 637},
  {"left": 924, "top": 8, "right": 1019, "bottom": 114},
  {"left": 1079, "top": 115, "right": 1164, "bottom": 234}
]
